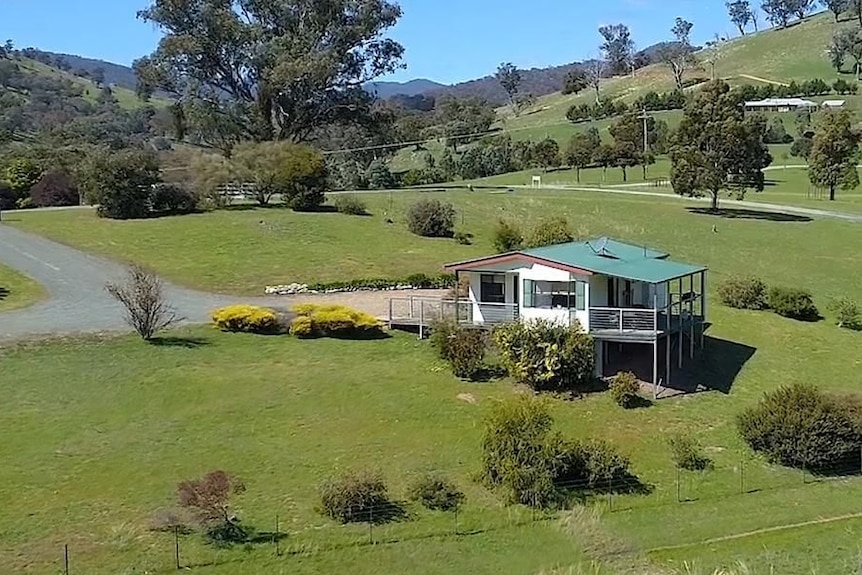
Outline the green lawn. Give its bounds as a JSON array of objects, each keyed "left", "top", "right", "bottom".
[
  {"left": 0, "top": 263, "right": 45, "bottom": 312},
  {"left": 6, "top": 184, "right": 862, "bottom": 572},
  {"left": 0, "top": 330, "right": 587, "bottom": 575},
  {"left": 10, "top": 187, "right": 862, "bottom": 296}
]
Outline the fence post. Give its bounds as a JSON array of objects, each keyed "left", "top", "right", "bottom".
[
  {"left": 275, "top": 514, "right": 280, "bottom": 557},
  {"left": 64, "top": 544, "right": 69, "bottom": 575},
  {"left": 607, "top": 476, "right": 613, "bottom": 512},
  {"left": 454, "top": 506, "right": 459, "bottom": 536},
  {"left": 174, "top": 525, "right": 180, "bottom": 570},
  {"left": 369, "top": 507, "right": 374, "bottom": 545},
  {"left": 676, "top": 466, "right": 681, "bottom": 503},
  {"left": 740, "top": 457, "right": 745, "bottom": 495}
]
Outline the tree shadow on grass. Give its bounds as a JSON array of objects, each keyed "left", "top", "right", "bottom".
[
  {"left": 686, "top": 208, "right": 814, "bottom": 223},
  {"left": 148, "top": 336, "right": 212, "bottom": 348},
  {"left": 686, "top": 207, "right": 812, "bottom": 223}
]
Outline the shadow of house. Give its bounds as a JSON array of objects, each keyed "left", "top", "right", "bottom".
[
  {"left": 604, "top": 334, "right": 756, "bottom": 398},
  {"left": 687, "top": 207, "right": 812, "bottom": 223}
]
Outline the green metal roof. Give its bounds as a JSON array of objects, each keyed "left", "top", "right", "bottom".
[{"left": 523, "top": 237, "right": 706, "bottom": 284}]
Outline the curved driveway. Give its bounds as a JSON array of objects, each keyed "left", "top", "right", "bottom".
[{"left": 0, "top": 224, "right": 257, "bottom": 341}]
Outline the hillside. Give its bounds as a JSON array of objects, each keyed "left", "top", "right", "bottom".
[
  {"left": 18, "top": 49, "right": 141, "bottom": 93},
  {"left": 497, "top": 11, "right": 850, "bottom": 144}
]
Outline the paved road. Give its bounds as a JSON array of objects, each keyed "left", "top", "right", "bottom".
[{"left": 0, "top": 224, "right": 260, "bottom": 341}]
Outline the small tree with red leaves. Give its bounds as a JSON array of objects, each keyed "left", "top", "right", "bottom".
[{"left": 177, "top": 470, "right": 247, "bottom": 543}]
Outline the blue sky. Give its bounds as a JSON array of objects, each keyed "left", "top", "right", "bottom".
[{"left": 2, "top": 0, "right": 759, "bottom": 84}]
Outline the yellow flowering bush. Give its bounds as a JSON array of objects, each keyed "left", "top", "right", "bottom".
[
  {"left": 212, "top": 305, "right": 279, "bottom": 334},
  {"left": 290, "top": 304, "right": 384, "bottom": 338}
]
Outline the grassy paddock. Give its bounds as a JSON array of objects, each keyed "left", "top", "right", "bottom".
[
  {"left": 9, "top": 188, "right": 862, "bottom": 299},
  {"left": 0, "top": 263, "right": 45, "bottom": 312}
]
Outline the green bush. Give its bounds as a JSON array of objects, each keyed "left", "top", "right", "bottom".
[
  {"left": 333, "top": 194, "right": 368, "bottom": 216},
  {"left": 454, "top": 231, "right": 472, "bottom": 245},
  {"left": 448, "top": 328, "right": 487, "bottom": 380},
  {"left": 406, "top": 198, "right": 456, "bottom": 238},
  {"left": 717, "top": 276, "right": 768, "bottom": 310},
  {"left": 79, "top": 149, "right": 161, "bottom": 220},
  {"left": 319, "top": 470, "right": 390, "bottom": 523},
  {"left": 481, "top": 396, "right": 634, "bottom": 506},
  {"left": 559, "top": 439, "right": 633, "bottom": 488},
  {"left": 481, "top": 395, "right": 560, "bottom": 506},
  {"left": 609, "top": 371, "right": 641, "bottom": 408},
  {"left": 829, "top": 297, "right": 862, "bottom": 330},
  {"left": 768, "top": 286, "right": 819, "bottom": 321},
  {"left": 737, "top": 384, "right": 862, "bottom": 470},
  {"left": 306, "top": 274, "right": 456, "bottom": 292},
  {"left": 526, "top": 217, "right": 573, "bottom": 248},
  {"left": 407, "top": 473, "right": 465, "bottom": 511},
  {"left": 429, "top": 319, "right": 459, "bottom": 360},
  {"left": 667, "top": 432, "right": 712, "bottom": 471},
  {"left": 492, "top": 319, "right": 595, "bottom": 392},
  {"left": 212, "top": 305, "right": 280, "bottom": 334},
  {"left": 151, "top": 183, "right": 198, "bottom": 215},
  {"left": 493, "top": 219, "right": 524, "bottom": 253}
]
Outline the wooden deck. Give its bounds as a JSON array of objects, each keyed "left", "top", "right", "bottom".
[{"left": 590, "top": 313, "right": 706, "bottom": 342}]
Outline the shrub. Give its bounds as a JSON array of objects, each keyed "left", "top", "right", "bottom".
[
  {"left": 492, "top": 319, "right": 595, "bottom": 392},
  {"left": 482, "top": 396, "right": 634, "bottom": 506},
  {"left": 717, "top": 276, "right": 768, "bottom": 310},
  {"left": 333, "top": 194, "right": 368, "bottom": 215},
  {"left": 0, "top": 181, "right": 16, "bottom": 211},
  {"left": 448, "top": 327, "right": 487, "bottom": 380},
  {"left": 768, "top": 286, "right": 819, "bottom": 321},
  {"left": 481, "top": 395, "right": 560, "bottom": 506},
  {"left": 306, "top": 274, "right": 456, "bottom": 292},
  {"left": 407, "top": 198, "right": 456, "bottom": 238},
  {"left": 177, "top": 470, "right": 246, "bottom": 543},
  {"left": 609, "top": 371, "right": 641, "bottom": 408},
  {"left": 29, "top": 169, "right": 79, "bottom": 207},
  {"left": 429, "top": 319, "right": 459, "bottom": 360},
  {"left": 526, "top": 217, "right": 573, "bottom": 248},
  {"left": 289, "top": 315, "right": 315, "bottom": 337},
  {"left": 557, "top": 439, "right": 633, "bottom": 488},
  {"left": 291, "top": 304, "right": 384, "bottom": 338},
  {"left": 212, "top": 305, "right": 279, "bottom": 334},
  {"left": 454, "top": 231, "right": 472, "bottom": 245},
  {"left": 79, "top": 149, "right": 161, "bottom": 220},
  {"left": 151, "top": 183, "right": 198, "bottom": 215},
  {"left": 738, "top": 384, "right": 862, "bottom": 470},
  {"left": 407, "top": 473, "right": 465, "bottom": 511},
  {"left": 667, "top": 433, "right": 712, "bottom": 471},
  {"left": 493, "top": 219, "right": 524, "bottom": 253},
  {"left": 829, "top": 297, "right": 862, "bottom": 330},
  {"left": 105, "top": 265, "right": 180, "bottom": 340},
  {"left": 319, "top": 470, "right": 390, "bottom": 523},
  {"left": 366, "top": 159, "right": 397, "bottom": 190}
]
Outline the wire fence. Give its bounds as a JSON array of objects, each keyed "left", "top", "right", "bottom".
[{"left": 50, "top": 455, "right": 862, "bottom": 574}]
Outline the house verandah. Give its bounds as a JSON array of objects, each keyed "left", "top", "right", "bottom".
[{"left": 389, "top": 238, "right": 708, "bottom": 397}]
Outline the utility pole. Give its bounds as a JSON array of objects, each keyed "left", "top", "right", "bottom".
[{"left": 638, "top": 107, "right": 651, "bottom": 154}]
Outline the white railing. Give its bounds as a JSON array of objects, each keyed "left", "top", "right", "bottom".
[
  {"left": 388, "top": 297, "right": 518, "bottom": 327},
  {"left": 475, "top": 302, "right": 520, "bottom": 325},
  {"left": 589, "top": 307, "right": 658, "bottom": 332}
]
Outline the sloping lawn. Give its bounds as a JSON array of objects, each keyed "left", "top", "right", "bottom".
[{"left": 8, "top": 188, "right": 862, "bottom": 300}]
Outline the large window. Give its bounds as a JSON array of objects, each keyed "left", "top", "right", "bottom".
[
  {"left": 480, "top": 274, "right": 506, "bottom": 304},
  {"left": 523, "top": 280, "right": 585, "bottom": 310}
]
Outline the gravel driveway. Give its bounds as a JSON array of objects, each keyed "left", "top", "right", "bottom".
[{"left": 0, "top": 224, "right": 446, "bottom": 342}]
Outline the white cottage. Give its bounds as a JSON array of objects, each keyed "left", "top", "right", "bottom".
[{"left": 443, "top": 238, "right": 708, "bottom": 389}]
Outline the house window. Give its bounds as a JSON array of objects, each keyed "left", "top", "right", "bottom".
[
  {"left": 523, "top": 280, "right": 586, "bottom": 310},
  {"left": 480, "top": 274, "right": 506, "bottom": 304}
]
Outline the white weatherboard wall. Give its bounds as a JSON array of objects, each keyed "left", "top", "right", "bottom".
[{"left": 517, "top": 263, "right": 591, "bottom": 328}]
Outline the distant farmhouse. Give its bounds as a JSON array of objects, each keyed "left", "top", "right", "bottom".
[{"left": 744, "top": 98, "right": 845, "bottom": 113}]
